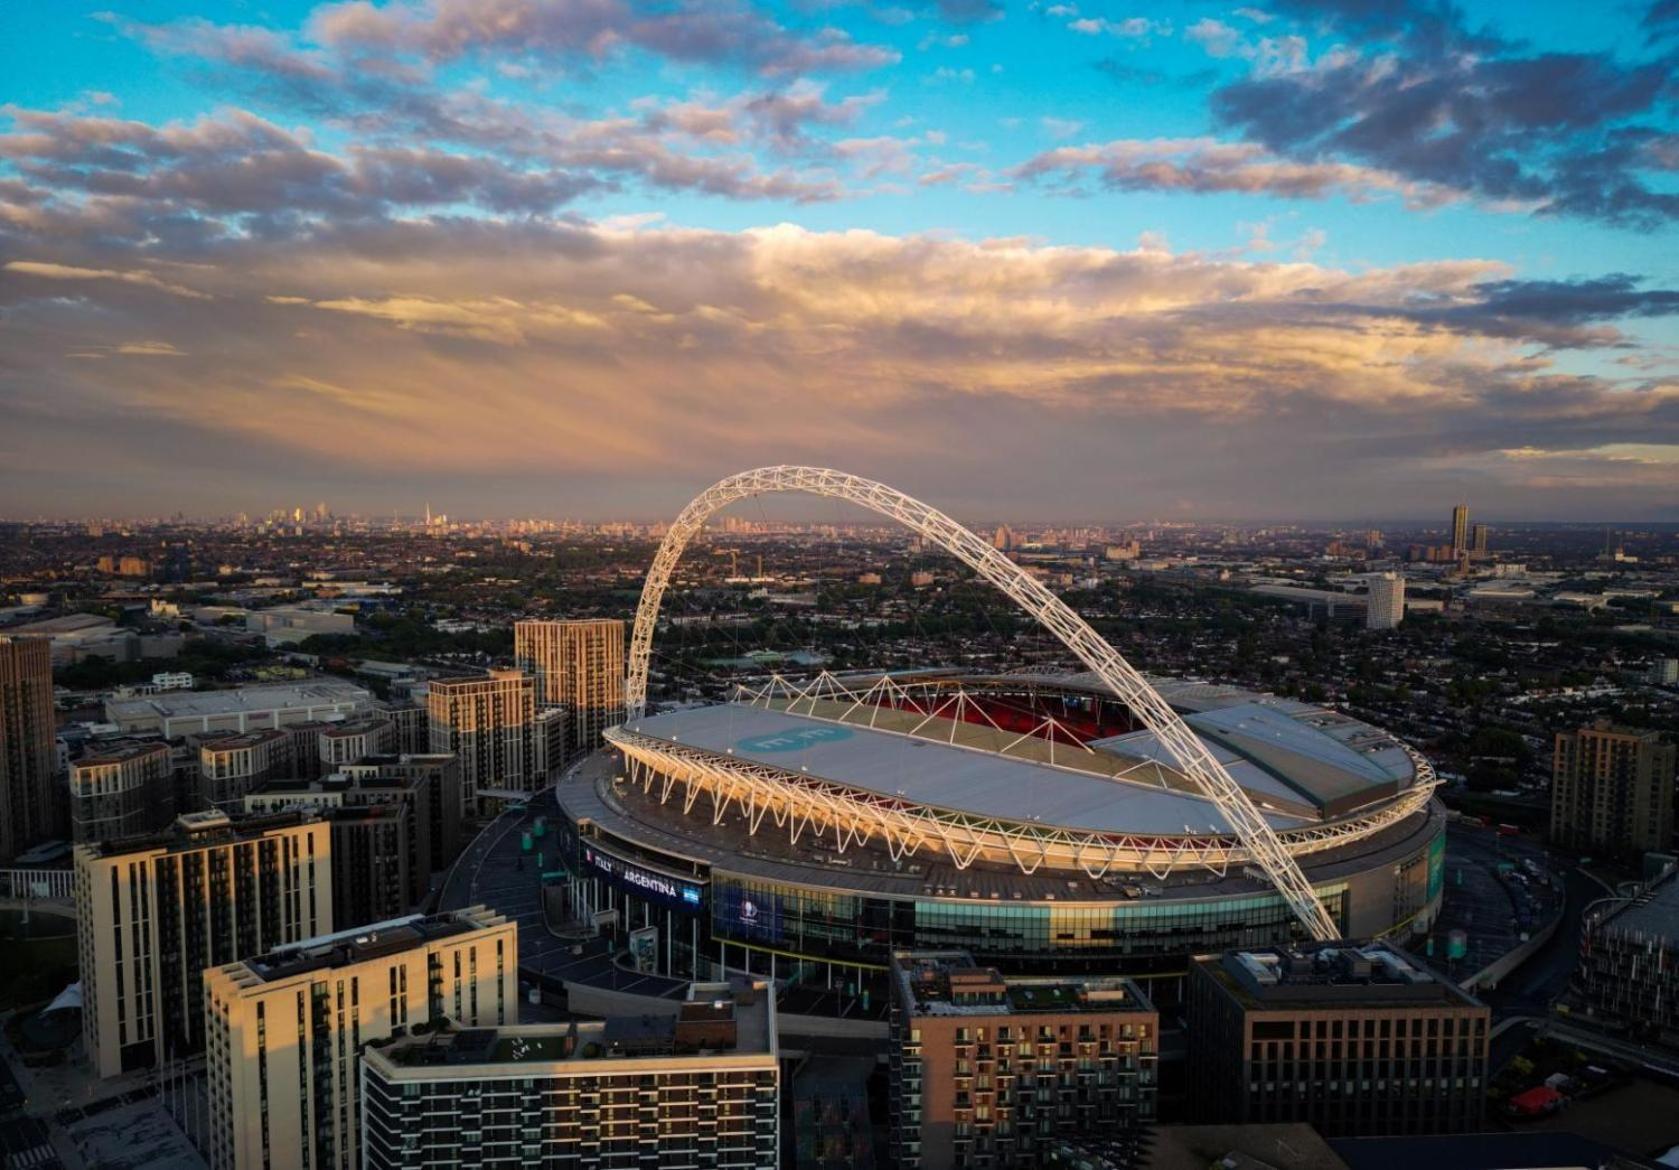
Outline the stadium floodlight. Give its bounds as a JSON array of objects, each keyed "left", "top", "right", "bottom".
[{"left": 625, "top": 466, "right": 1341, "bottom": 942}]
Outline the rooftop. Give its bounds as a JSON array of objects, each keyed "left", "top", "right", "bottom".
[
  {"left": 1329, "top": 1132, "right": 1660, "bottom": 1170},
  {"left": 1205, "top": 942, "right": 1483, "bottom": 1009},
  {"left": 84, "top": 808, "right": 320, "bottom": 858},
  {"left": 625, "top": 677, "right": 1418, "bottom": 836},
  {"left": 627, "top": 703, "right": 1309, "bottom": 836},
  {"left": 237, "top": 909, "right": 501, "bottom": 983},
  {"left": 200, "top": 729, "right": 288, "bottom": 751},
  {"left": 892, "top": 950, "right": 1154, "bottom": 1018},
  {"left": 369, "top": 982, "right": 775, "bottom": 1072},
  {"left": 320, "top": 716, "right": 394, "bottom": 738},
  {"left": 5, "top": 613, "right": 115, "bottom": 635},
  {"left": 1598, "top": 867, "right": 1679, "bottom": 943},
  {"left": 74, "top": 741, "right": 170, "bottom": 768},
  {"left": 106, "top": 678, "right": 372, "bottom": 722}
]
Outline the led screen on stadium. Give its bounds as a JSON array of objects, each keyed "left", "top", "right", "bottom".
[
  {"left": 715, "top": 884, "right": 786, "bottom": 947},
  {"left": 581, "top": 845, "right": 704, "bottom": 913}
]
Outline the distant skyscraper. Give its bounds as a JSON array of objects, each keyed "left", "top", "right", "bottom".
[
  {"left": 992, "top": 524, "right": 1014, "bottom": 551},
  {"left": 1550, "top": 721, "right": 1676, "bottom": 857},
  {"left": 514, "top": 618, "right": 626, "bottom": 756},
  {"left": 203, "top": 907, "right": 516, "bottom": 1170},
  {"left": 1366, "top": 573, "right": 1405, "bottom": 630},
  {"left": 75, "top": 810, "right": 331, "bottom": 1077},
  {"left": 0, "top": 635, "right": 61, "bottom": 862},
  {"left": 427, "top": 670, "right": 560, "bottom": 811},
  {"left": 1450, "top": 504, "right": 1469, "bottom": 555},
  {"left": 1471, "top": 523, "right": 1490, "bottom": 556}
]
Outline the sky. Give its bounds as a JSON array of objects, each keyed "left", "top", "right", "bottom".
[{"left": 1, "top": 0, "right": 1676, "bottom": 523}]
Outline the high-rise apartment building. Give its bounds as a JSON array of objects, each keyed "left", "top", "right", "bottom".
[
  {"left": 203, "top": 907, "right": 517, "bottom": 1170},
  {"left": 244, "top": 768, "right": 433, "bottom": 929},
  {"left": 340, "top": 753, "right": 463, "bottom": 871},
  {"left": 316, "top": 715, "right": 395, "bottom": 767},
  {"left": 1551, "top": 722, "right": 1676, "bottom": 857},
  {"left": 1186, "top": 942, "right": 1489, "bottom": 1136},
  {"left": 514, "top": 618, "right": 626, "bottom": 757},
  {"left": 1471, "top": 523, "right": 1490, "bottom": 556},
  {"left": 1, "top": 635, "right": 62, "bottom": 862},
  {"left": 427, "top": 670, "right": 559, "bottom": 812},
  {"left": 69, "top": 741, "right": 173, "bottom": 844},
  {"left": 199, "top": 729, "right": 293, "bottom": 810},
  {"left": 1365, "top": 573, "right": 1405, "bottom": 631},
  {"left": 889, "top": 951, "right": 1158, "bottom": 1170},
  {"left": 383, "top": 703, "right": 430, "bottom": 754},
  {"left": 75, "top": 810, "right": 332, "bottom": 1077},
  {"left": 360, "top": 981, "right": 779, "bottom": 1170},
  {"left": 1449, "top": 504, "right": 1469, "bottom": 555}
]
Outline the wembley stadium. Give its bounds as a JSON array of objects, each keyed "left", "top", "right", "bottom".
[{"left": 548, "top": 467, "right": 1447, "bottom": 1010}]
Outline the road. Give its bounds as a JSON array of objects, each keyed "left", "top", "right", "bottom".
[
  {"left": 1473, "top": 853, "right": 1615, "bottom": 1073},
  {"left": 439, "top": 768, "right": 688, "bottom": 1002}
]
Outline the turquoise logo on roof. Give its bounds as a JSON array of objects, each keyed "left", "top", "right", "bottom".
[{"left": 736, "top": 725, "right": 853, "bottom": 753}]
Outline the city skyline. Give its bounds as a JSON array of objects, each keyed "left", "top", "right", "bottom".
[
  {"left": 2, "top": 1, "right": 1676, "bottom": 520},
  {"left": 5, "top": 505, "right": 1678, "bottom": 529}
]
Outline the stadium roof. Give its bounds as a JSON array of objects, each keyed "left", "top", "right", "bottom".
[
  {"left": 626, "top": 676, "right": 1419, "bottom": 836},
  {"left": 626, "top": 703, "right": 1321, "bottom": 836}
]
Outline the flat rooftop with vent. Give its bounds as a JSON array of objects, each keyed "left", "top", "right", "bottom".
[
  {"left": 368, "top": 979, "right": 776, "bottom": 1071},
  {"left": 1207, "top": 941, "right": 1482, "bottom": 1008},
  {"left": 236, "top": 908, "right": 500, "bottom": 983},
  {"left": 892, "top": 949, "right": 1154, "bottom": 1018}
]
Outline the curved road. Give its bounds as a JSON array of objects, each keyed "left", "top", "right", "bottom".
[{"left": 439, "top": 767, "right": 687, "bottom": 1002}]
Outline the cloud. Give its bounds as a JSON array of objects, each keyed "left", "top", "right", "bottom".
[
  {"left": 2, "top": 209, "right": 1674, "bottom": 517},
  {"left": 1068, "top": 16, "right": 1167, "bottom": 38},
  {"left": 1185, "top": 17, "right": 1244, "bottom": 57},
  {"left": 639, "top": 81, "right": 884, "bottom": 152},
  {"left": 1645, "top": 0, "right": 1679, "bottom": 43},
  {"left": 0, "top": 102, "right": 851, "bottom": 217},
  {"left": 307, "top": 0, "right": 899, "bottom": 75},
  {"left": 1014, "top": 137, "right": 1459, "bottom": 206},
  {"left": 1390, "top": 275, "right": 1679, "bottom": 347},
  {"left": 2, "top": 260, "right": 211, "bottom": 299},
  {"left": 94, "top": 14, "right": 901, "bottom": 204},
  {"left": 1205, "top": 1, "right": 1679, "bottom": 229}
]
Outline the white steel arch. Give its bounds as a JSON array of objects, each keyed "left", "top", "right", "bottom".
[{"left": 625, "top": 466, "right": 1341, "bottom": 941}]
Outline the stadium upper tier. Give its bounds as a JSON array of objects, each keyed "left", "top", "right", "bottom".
[{"left": 605, "top": 672, "right": 1436, "bottom": 878}]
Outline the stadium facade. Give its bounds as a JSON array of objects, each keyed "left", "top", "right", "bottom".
[{"left": 554, "top": 670, "right": 1445, "bottom": 1007}]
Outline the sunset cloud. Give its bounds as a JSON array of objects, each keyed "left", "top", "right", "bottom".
[
  {"left": 1, "top": 0, "right": 1674, "bottom": 518},
  {"left": 2, "top": 206, "right": 1673, "bottom": 515}
]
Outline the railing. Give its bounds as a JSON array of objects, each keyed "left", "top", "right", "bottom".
[{"left": 0, "top": 867, "right": 75, "bottom": 902}]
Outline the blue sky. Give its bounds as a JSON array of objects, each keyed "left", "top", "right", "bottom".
[{"left": 1, "top": 0, "right": 1675, "bottom": 520}]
